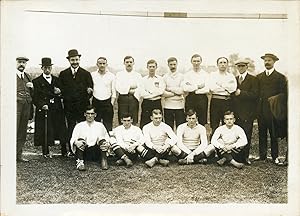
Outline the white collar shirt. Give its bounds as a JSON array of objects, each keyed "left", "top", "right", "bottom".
[
  {"left": 115, "top": 69, "right": 142, "bottom": 98},
  {"left": 209, "top": 71, "right": 237, "bottom": 95},
  {"left": 70, "top": 121, "right": 110, "bottom": 153},
  {"left": 265, "top": 67, "right": 275, "bottom": 76},
  {"left": 43, "top": 73, "right": 52, "bottom": 84},
  {"left": 113, "top": 125, "right": 145, "bottom": 149},
  {"left": 17, "top": 70, "right": 25, "bottom": 79},
  {"left": 139, "top": 74, "right": 165, "bottom": 100},
  {"left": 91, "top": 70, "right": 116, "bottom": 100},
  {"left": 239, "top": 71, "right": 248, "bottom": 82},
  {"left": 182, "top": 68, "right": 210, "bottom": 94},
  {"left": 71, "top": 67, "right": 79, "bottom": 75}
]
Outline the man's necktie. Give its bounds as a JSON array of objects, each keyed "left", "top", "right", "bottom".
[
  {"left": 266, "top": 71, "right": 269, "bottom": 76},
  {"left": 73, "top": 70, "right": 77, "bottom": 78},
  {"left": 238, "top": 75, "right": 243, "bottom": 85},
  {"left": 45, "top": 76, "right": 51, "bottom": 79},
  {"left": 21, "top": 74, "right": 24, "bottom": 80}
]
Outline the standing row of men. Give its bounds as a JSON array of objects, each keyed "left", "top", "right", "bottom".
[{"left": 16, "top": 50, "right": 287, "bottom": 167}]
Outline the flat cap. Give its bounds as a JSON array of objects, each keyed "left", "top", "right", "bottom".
[
  {"left": 235, "top": 58, "right": 249, "bottom": 65},
  {"left": 261, "top": 53, "right": 279, "bottom": 61},
  {"left": 16, "top": 56, "right": 29, "bottom": 61}
]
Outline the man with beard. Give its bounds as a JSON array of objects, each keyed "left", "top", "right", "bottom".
[
  {"left": 16, "top": 56, "right": 33, "bottom": 162},
  {"left": 115, "top": 56, "right": 142, "bottom": 125},
  {"left": 59, "top": 49, "right": 93, "bottom": 156},
  {"left": 256, "top": 53, "right": 287, "bottom": 164},
  {"left": 32, "top": 57, "right": 67, "bottom": 158},
  {"left": 231, "top": 59, "right": 258, "bottom": 165}
]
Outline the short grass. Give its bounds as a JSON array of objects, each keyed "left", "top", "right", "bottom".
[{"left": 16, "top": 124, "right": 288, "bottom": 204}]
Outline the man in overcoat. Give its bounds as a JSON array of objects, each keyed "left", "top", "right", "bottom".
[
  {"left": 59, "top": 49, "right": 93, "bottom": 156},
  {"left": 256, "top": 53, "right": 287, "bottom": 164},
  {"left": 32, "top": 57, "right": 67, "bottom": 158}
]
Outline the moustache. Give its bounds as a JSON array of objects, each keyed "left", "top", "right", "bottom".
[{"left": 265, "top": 63, "right": 271, "bottom": 66}]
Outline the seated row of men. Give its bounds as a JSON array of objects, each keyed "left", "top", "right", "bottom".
[{"left": 71, "top": 105, "right": 247, "bottom": 171}]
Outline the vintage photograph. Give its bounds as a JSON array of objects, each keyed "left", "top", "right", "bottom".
[{"left": 1, "top": 1, "right": 299, "bottom": 216}]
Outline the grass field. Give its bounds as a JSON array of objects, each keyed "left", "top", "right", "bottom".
[{"left": 16, "top": 124, "right": 288, "bottom": 204}]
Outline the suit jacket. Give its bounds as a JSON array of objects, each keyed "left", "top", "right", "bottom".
[
  {"left": 257, "top": 69, "right": 287, "bottom": 120},
  {"left": 231, "top": 73, "right": 259, "bottom": 121},
  {"left": 58, "top": 67, "right": 93, "bottom": 112}
]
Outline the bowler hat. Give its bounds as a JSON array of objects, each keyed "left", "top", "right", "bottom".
[
  {"left": 16, "top": 56, "right": 29, "bottom": 61},
  {"left": 40, "top": 57, "right": 53, "bottom": 66},
  {"left": 235, "top": 58, "right": 249, "bottom": 65},
  {"left": 261, "top": 53, "right": 279, "bottom": 61},
  {"left": 66, "top": 49, "right": 81, "bottom": 59}
]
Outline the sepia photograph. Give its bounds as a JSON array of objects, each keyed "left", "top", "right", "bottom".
[{"left": 1, "top": 0, "right": 299, "bottom": 216}]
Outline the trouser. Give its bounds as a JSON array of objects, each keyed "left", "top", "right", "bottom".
[
  {"left": 111, "top": 146, "right": 139, "bottom": 161},
  {"left": 215, "top": 146, "right": 244, "bottom": 163},
  {"left": 140, "top": 99, "right": 162, "bottom": 128},
  {"left": 258, "top": 117, "right": 278, "bottom": 160},
  {"left": 210, "top": 98, "right": 231, "bottom": 134},
  {"left": 164, "top": 108, "right": 185, "bottom": 129},
  {"left": 16, "top": 100, "right": 31, "bottom": 159},
  {"left": 75, "top": 144, "right": 104, "bottom": 162},
  {"left": 185, "top": 93, "right": 208, "bottom": 125},
  {"left": 65, "top": 110, "right": 86, "bottom": 153},
  {"left": 92, "top": 97, "right": 113, "bottom": 131},
  {"left": 131, "top": 145, "right": 172, "bottom": 161},
  {"left": 236, "top": 118, "right": 254, "bottom": 162},
  {"left": 118, "top": 94, "right": 139, "bottom": 125}
]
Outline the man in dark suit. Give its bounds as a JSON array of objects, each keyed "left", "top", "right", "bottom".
[
  {"left": 16, "top": 56, "right": 33, "bottom": 162},
  {"left": 231, "top": 59, "right": 258, "bottom": 165},
  {"left": 256, "top": 53, "right": 287, "bottom": 164},
  {"left": 59, "top": 49, "right": 93, "bottom": 156},
  {"left": 32, "top": 58, "right": 67, "bottom": 158}
]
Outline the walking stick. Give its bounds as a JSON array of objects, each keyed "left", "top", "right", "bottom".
[{"left": 44, "top": 108, "right": 48, "bottom": 156}]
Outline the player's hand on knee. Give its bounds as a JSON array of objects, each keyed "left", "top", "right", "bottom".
[
  {"left": 127, "top": 145, "right": 136, "bottom": 153},
  {"left": 99, "top": 140, "right": 110, "bottom": 151},
  {"left": 75, "top": 139, "right": 86, "bottom": 151}
]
